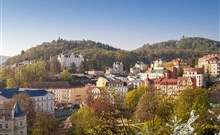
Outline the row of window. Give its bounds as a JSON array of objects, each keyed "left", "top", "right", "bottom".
[
  {"left": 36, "top": 102, "right": 53, "bottom": 107},
  {"left": 36, "top": 96, "right": 53, "bottom": 101}
]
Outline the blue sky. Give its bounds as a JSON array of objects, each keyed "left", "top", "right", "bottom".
[{"left": 1, "top": 0, "right": 219, "bottom": 56}]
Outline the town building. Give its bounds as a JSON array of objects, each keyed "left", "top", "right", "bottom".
[
  {"left": 86, "top": 87, "right": 102, "bottom": 102},
  {"left": 105, "top": 62, "right": 124, "bottom": 74},
  {"left": 154, "top": 77, "right": 197, "bottom": 98},
  {"left": 96, "top": 77, "right": 109, "bottom": 88},
  {"left": 0, "top": 102, "right": 27, "bottom": 135},
  {"left": 198, "top": 54, "right": 220, "bottom": 78},
  {"left": 106, "top": 80, "right": 128, "bottom": 105},
  {"left": 31, "top": 82, "right": 96, "bottom": 105},
  {"left": 140, "top": 67, "right": 177, "bottom": 80},
  {"left": 130, "top": 61, "right": 147, "bottom": 75},
  {"left": 151, "top": 59, "right": 166, "bottom": 68},
  {"left": 183, "top": 67, "right": 205, "bottom": 88},
  {"left": 87, "top": 70, "right": 105, "bottom": 76},
  {"left": 128, "top": 79, "right": 144, "bottom": 89},
  {"left": 0, "top": 89, "right": 55, "bottom": 114},
  {"left": 58, "top": 53, "right": 84, "bottom": 69}
]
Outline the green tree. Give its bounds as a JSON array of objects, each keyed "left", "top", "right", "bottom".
[
  {"left": 32, "top": 109, "right": 59, "bottom": 135},
  {"left": 141, "top": 117, "right": 169, "bottom": 134},
  {"left": 174, "top": 89, "right": 209, "bottom": 123},
  {"left": 6, "top": 78, "right": 18, "bottom": 88},
  {"left": 177, "top": 66, "right": 184, "bottom": 77},
  {"left": 163, "top": 62, "right": 174, "bottom": 68},
  {"left": 69, "top": 62, "right": 77, "bottom": 73},
  {"left": 49, "top": 57, "right": 61, "bottom": 73},
  {"left": 60, "top": 69, "right": 72, "bottom": 81},
  {"left": 69, "top": 107, "right": 98, "bottom": 135},
  {"left": 125, "top": 86, "right": 149, "bottom": 114}
]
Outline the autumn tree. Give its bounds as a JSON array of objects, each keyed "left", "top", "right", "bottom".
[
  {"left": 60, "top": 69, "right": 72, "bottom": 81},
  {"left": 6, "top": 78, "right": 18, "bottom": 88},
  {"left": 125, "top": 86, "right": 149, "bottom": 114},
  {"left": 69, "top": 107, "right": 99, "bottom": 135},
  {"left": 32, "top": 109, "right": 59, "bottom": 135},
  {"left": 49, "top": 57, "right": 61, "bottom": 73}
]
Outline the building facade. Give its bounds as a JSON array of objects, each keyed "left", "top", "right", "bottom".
[
  {"left": 106, "top": 62, "right": 124, "bottom": 74},
  {"left": 106, "top": 81, "right": 128, "bottom": 105},
  {"left": 130, "top": 61, "right": 147, "bottom": 75},
  {"left": 31, "top": 81, "right": 96, "bottom": 105},
  {"left": 0, "top": 102, "right": 27, "bottom": 135},
  {"left": 58, "top": 53, "right": 84, "bottom": 69},
  {"left": 154, "top": 77, "right": 197, "bottom": 98},
  {"left": 198, "top": 54, "right": 220, "bottom": 78},
  {"left": 0, "top": 89, "right": 55, "bottom": 114},
  {"left": 183, "top": 67, "right": 204, "bottom": 88}
]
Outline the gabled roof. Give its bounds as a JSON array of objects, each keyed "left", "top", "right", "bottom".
[{"left": 13, "top": 102, "right": 25, "bottom": 117}]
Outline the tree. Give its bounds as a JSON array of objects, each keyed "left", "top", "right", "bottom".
[
  {"left": 3, "top": 93, "right": 36, "bottom": 135},
  {"left": 174, "top": 89, "right": 209, "bottom": 123},
  {"left": 49, "top": 57, "right": 61, "bottom": 73},
  {"left": 69, "top": 62, "right": 77, "bottom": 73},
  {"left": 125, "top": 86, "right": 148, "bottom": 114},
  {"left": 134, "top": 91, "right": 159, "bottom": 122},
  {"left": 177, "top": 66, "right": 184, "bottom": 77},
  {"left": 163, "top": 62, "right": 174, "bottom": 68},
  {"left": 60, "top": 69, "right": 72, "bottom": 81},
  {"left": 32, "top": 109, "right": 59, "bottom": 135},
  {"left": 21, "top": 50, "right": 25, "bottom": 55},
  {"left": 6, "top": 78, "right": 18, "bottom": 88},
  {"left": 69, "top": 107, "right": 98, "bottom": 135}
]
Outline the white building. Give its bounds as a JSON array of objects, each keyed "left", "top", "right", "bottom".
[
  {"left": 0, "top": 89, "right": 55, "bottom": 114},
  {"left": 183, "top": 67, "right": 205, "bottom": 88},
  {"left": 58, "top": 53, "right": 84, "bottom": 69},
  {"left": 130, "top": 61, "right": 147, "bottom": 75},
  {"left": 0, "top": 102, "right": 27, "bottom": 135},
  {"left": 151, "top": 59, "right": 166, "bottom": 68},
  {"left": 106, "top": 62, "right": 124, "bottom": 74},
  {"left": 106, "top": 81, "right": 128, "bottom": 105}
]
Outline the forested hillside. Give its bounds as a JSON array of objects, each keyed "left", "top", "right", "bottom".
[
  {"left": 134, "top": 37, "right": 220, "bottom": 61},
  {"left": 4, "top": 39, "right": 141, "bottom": 71},
  {"left": 3, "top": 37, "right": 220, "bottom": 71}
]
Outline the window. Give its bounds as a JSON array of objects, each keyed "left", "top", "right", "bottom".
[
  {"left": 20, "top": 131, "right": 23, "bottom": 135},
  {"left": 5, "top": 124, "right": 8, "bottom": 129},
  {"left": 0, "top": 124, "right": 2, "bottom": 128},
  {"left": 20, "top": 121, "right": 23, "bottom": 126}
]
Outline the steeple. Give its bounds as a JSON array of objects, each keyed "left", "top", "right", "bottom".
[{"left": 13, "top": 102, "right": 25, "bottom": 117}]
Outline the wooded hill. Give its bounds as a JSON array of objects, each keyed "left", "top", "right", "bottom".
[{"left": 4, "top": 37, "right": 220, "bottom": 71}]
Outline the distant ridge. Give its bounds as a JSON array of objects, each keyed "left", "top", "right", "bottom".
[
  {"left": 0, "top": 55, "right": 9, "bottom": 65},
  {"left": 3, "top": 37, "right": 220, "bottom": 71}
]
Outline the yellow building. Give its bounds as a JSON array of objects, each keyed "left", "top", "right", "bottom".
[
  {"left": 198, "top": 54, "right": 220, "bottom": 78},
  {"left": 96, "top": 77, "right": 108, "bottom": 88}
]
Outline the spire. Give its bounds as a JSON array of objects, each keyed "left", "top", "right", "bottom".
[{"left": 13, "top": 102, "right": 25, "bottom": 117}]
